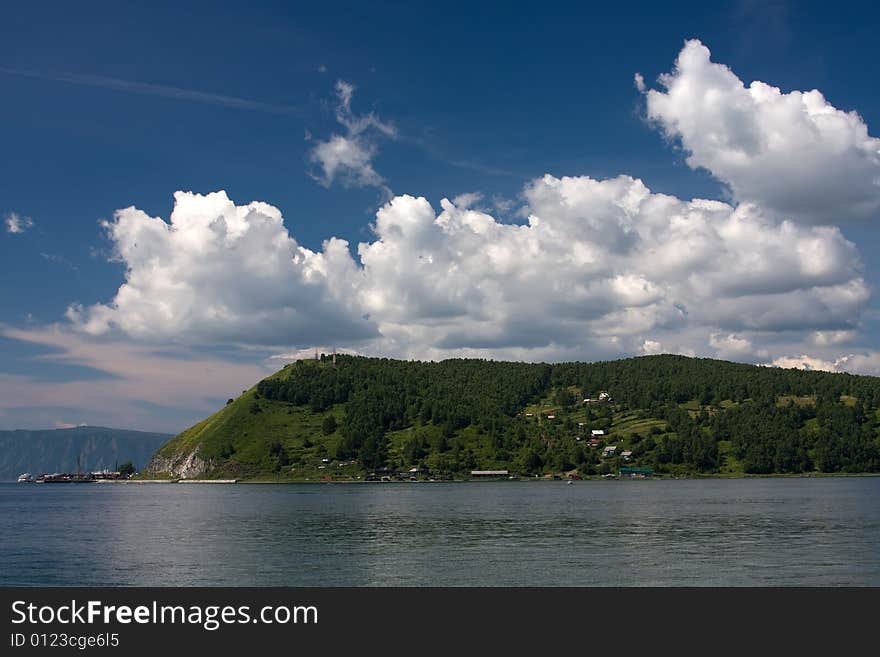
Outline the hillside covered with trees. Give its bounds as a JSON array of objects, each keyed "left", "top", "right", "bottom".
[{"left": 146, "top": 355, "right": 880, "bottom": 480}]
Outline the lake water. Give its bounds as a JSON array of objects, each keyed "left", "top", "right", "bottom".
[{"left": 2, "top": 478, "right": 879, "bottom": 586}]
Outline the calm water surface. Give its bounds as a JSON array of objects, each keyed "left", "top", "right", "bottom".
[{"left": 2, "top": 478, "right": 879, "bottom": 586}]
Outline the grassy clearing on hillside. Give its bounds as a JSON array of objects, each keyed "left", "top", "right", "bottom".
[
  {"left": 777, "top": 395, "right": 817, "bottom": 407},
  {"left": 611, "top": 417, "right": 667, "bottom": 438},
  {"left": 717, "top": 440, "right": 743, "bottom": 474},
  {"left": 678, "top": 399, "right": 734, "bottom": 417}
]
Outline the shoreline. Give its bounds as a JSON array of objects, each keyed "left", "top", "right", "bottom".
[
  {"left": 238, "top": 472, "right": 880, "bottom": 484},
  {"left": 166, "top": 471, "right": 880, "bottom": 484},
  {"left": 6, "top": 472, "right": 879, "bottom": 485}
]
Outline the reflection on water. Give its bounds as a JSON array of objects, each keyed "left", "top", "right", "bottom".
[{"left": 1, "top": 478, "right": 878, "bottom": 586}]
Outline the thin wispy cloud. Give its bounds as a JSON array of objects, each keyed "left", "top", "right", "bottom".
[
  {"left": 433, "top": 153, "right": 527, "bottom": 179},
  {"left": 0, "top": 67, "right": 301, "bottom": 115},
  {"left": 398, "top": 132, "right": 528, "bottom": 180},
  {"left": 309, "top": 80, "right": 397, "bottom": 196},
  {"left": 307, "top": 80, "right": 524, "bottom": 196},
  {"left": 41, "top": 252, "right": 78, "bottom": 272}
]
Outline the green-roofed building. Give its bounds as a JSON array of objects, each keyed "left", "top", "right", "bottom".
[{"left": 619, "top": 467, "right": 654, "bottom": 478}]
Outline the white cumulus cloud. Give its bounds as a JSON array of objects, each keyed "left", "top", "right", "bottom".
[
  {"left": 355, "top": 175, "right": 865, "bottom": 357},
  {"left": 644, "top": 39, "right": 880, "bottom": 223},
  {"left": 769, "top": 354, "right": 844, "bottom": 373},
  {"left": 5, "top": 212, "right": 34, "bottom": 234},
  {"left": 765, "top": 351, "right": 880, "bottom": 376},
  {"left": 710, "top": 332, "right": 767, "bottom": 361},
  {"left": 67, "top": 190, "right": 377, "bottom": 346},
  {"left": 68, "top": 177, "right": 868, "bottom": 365}
]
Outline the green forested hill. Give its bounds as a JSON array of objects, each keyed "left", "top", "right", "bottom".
[{"left": 146, "top": 355, "right": 880, "bottom": 480}]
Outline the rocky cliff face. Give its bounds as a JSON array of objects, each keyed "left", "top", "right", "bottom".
[{"left": 145, "top": 449, "right": 215, "bottom": 479}]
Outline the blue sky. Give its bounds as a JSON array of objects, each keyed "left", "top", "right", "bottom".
[{"left": 2, "top": 0, "right": 880, "bottom": 432}]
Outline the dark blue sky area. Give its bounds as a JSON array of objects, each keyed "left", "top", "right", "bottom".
[{"left": 1, "top": 1, "right": 879, "bottom": 431}]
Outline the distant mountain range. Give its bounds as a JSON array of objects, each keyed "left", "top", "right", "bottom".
[{"left": 0, "top": 426, "right": 172, "bottom": 481}]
